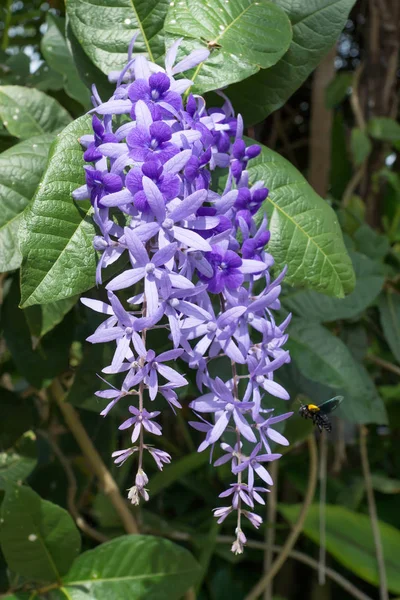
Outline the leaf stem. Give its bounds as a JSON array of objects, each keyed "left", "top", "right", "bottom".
[
  {"left": 50, "top": 378, "right": 139, "bottom": 534},
  {"left": 244, "top": 435, "right": 318, "bottom": 600},
  {"left": 359, "top": 425, "right": 388, "bottom": 600},
  {"left": 367, "top": 354, "right": 400, "bottom": 376}
]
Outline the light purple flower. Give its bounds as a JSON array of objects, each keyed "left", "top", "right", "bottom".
[
  {"left": 119, "top": 406, "right": 162, "bottom": 442},
  {"left": 232, "top": 443, "right": 281, "bottom": 490}
]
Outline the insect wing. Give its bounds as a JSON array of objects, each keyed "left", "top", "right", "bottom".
[{"left": 318, "top": 395, "right": 344, "bottom": 415}]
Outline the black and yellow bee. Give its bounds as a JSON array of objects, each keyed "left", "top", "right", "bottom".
[{"left": 298, "top": 396, "right": 344, "bottom": 432}]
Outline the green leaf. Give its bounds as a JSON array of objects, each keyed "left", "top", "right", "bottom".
[
  {"left": 288, "top": 318, "right": 387, "bottom": 424},
  {"left": 20, "top": 115, "right": 96, "bottom": 308},
  {"left": 0, "top": 389, "right": 35, "bottom": 450},
  {"left": 370, "top": 474, "right": 400, "bottom": 494},
  {"left": 0, "top": 86, "right": 71, "bottom": 139},
  {"left": 66, "top": 342, "right": 115, "bottom": 412},
  {"left": 66, "top": 0, "right": 170, "bottom": 75},
  {"left": 283, "top": 251, "right": 385, "bottom": 322},
  {"left": 24, "top": 296, "right": 78, "bottom": 340},
  {"left": 148, "top": 452, "right": 209, "bottom": 497},
  {"left": 0, "top": 448, "right": 37, "bottom": 490},
  {"left": 41, "top": 14, "right": 91, "bottom": 108},
  {"left": 279, "top": 504, "right": 400, "bottom": 594},
  {"left": 378, "top": 290, "right": 400, "bottom": 363},
  {"left": 2, "top": 278, "right": 74, "bottom": 388},
  {"left": 30, "top": 64, "right": 65, "bottom": 93},
  {"left": 165, "top": 0, "right": 292, "bottom": 94},
  {"left": 66, "top": 21, "right": 114, "bottom": 102},
  {"left": 62, "top": 535, "right": 200, "bottom": 599},
  {"left": 0, "top": 485, "right": 81, "bottom": 583},
  {"left": 227, "top": 0, "right": 356, "bottom": 124},
  {"left": 325, "top": 72, "right": 353, "bottom": 109},
  {"left": 354, "top": 224, "right": 390, "bottom": 260},
  {"left": 368, "top": 117, "right": 400, "bottom": 143},
  {"left": 351, "top": 128, "right": 372, "bottom": 166},
  {"left": 0, "top": 134, "right": 54, "bottom": 272},
  {"left": 249, "top": 140, "right": 355, "bottom": 297}
]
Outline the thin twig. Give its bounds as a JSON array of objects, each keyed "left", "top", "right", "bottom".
[
  {"left": 319, "top": 431, "right": 328, "bottom": 585},
  {"left": 359, "top": 426, "right": 388, "bottom": 600},
  {"left": 332, "top": 419, "right": 347, "bottom": 475},
  {"left": 263, "top": 460, "right": 279, "bottom": 600},
  {"left": 367, "top": 354, "right": 400, "bottom": 377},
  {"left": 50, "top": 378, "right": 139, "bottom": 534},
  {"left": 350, "top": 65, "right": 366, "bottom": 131},
  {"left": 342, "top": 164, "right": 366, "bottom": 208},
  {"left": 215, "top": 538, "right": 374, "bottom": 600},
  {"left": 245, "top": 435, "right": 318, "bottom": 600},
  {"left": 162, "top": 528, "right": 373, "bottom": 600},
  {"left": 38, "top": 430, "right": 108, "bottom": 544}
]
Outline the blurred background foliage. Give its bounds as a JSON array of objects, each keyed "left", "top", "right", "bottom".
[{"left": 0, "top": 1, "right": 400, "bottom": 599}]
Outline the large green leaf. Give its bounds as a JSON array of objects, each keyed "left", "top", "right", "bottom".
[
  {"left": 0, "top": 86, "right": 71, "bottom": 139},
  {"left": 2, "top": 278, "right": 74, "bottom": 388},
  {"left": 288, "top": 318, "right": 387, "bottom": 424},
  {"left": 41, "top": 14, "right": 91, "bottom": 108},
  {"left": 67, "top": 341, "right": 115, "bottom": 412},
  {"left": 24, "top": 296, "right": 78, "bottom": 340},
  {"left": 0, "top": 135, "right": 54, "bottom": 272},
  {"left": 351, "top": 128, "right": 372, "bottom": 166},
  {"left": 279, "top": 504, "right": 400, "bottom": 594},
  {"left": 66, "top": 0, "right": 170, "bottom": 75},
  {"left": 0, "top": 485, "right": 81, "bottom": 583},
  {"left": 0, "top": 448, "right": 37, "bottom": 490},
  {"left": 20, "top": 115, "right": 96, "bottom": 308},
  {"left": 367, "top": 117, "right": 400, "bottom": 143},
  {"left": 61, "top": 535, "right": 199, "bottom": 599},
  {"left": 227, "top": 0, "right": 356, "bottom": 124},
  {"left": 66, "top": 21, "right": 114, "bottom": 102},
  {"left": 149, "top": 452, "right": 209, "bottom": 497},
  {"left": 165, "top": 0, "right": 292, "bottom": 94},
  {"left": 283, "top": 251, "right": 384, "bottom": 321},
  {"left": 249, "top": 141, "right": 355, "bottom": 297},
  {"left": 378, "top": 291, "right": 400, "bottom": 364}
]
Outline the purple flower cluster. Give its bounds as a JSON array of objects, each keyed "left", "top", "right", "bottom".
[{"left": 74, "top": 39, "right": 292, "bottom": 554}]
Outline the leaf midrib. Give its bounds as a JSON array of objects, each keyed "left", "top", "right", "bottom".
[
  {"left": 65, "top": 567, "right": 199, "bottom": 586},
  {"left": 128, "top": 0, "right": 154, "bottom": 60},
  {"left": 190, "top": 1, "right": 263, "bottom": 86},
  {"left": 264, "top": 182, "right": 345, "bottom": 294}
]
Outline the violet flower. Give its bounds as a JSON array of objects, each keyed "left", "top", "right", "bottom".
[{"left": 74, "top": 37, "right": 292, "bottom": 553}]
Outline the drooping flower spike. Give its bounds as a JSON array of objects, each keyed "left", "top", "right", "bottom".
[{"left": 74, "top": 38, "right": 292, "bottom": 554}]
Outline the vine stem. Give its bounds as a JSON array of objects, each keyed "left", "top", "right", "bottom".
[
  {"left": 359, "top": 426, "right": 388, "bottom": 600},
  {"left": 263, "top": 460, "right": 279, "bottom": 600},
  {"left": 318, "top": 431, "right": 328, "bottom": 585},
  {"left": 216, "top": 539, "right": 374, "bottom": 600},
  {"left": 244, "top": 435, "right": 318, "bottom": 600},
  {"left": 37, "top": 429, "right": 108, "bottom": 544},
  {"left": 50, "top": 378, "right": 139, "bottom": 534},
  {"left": 159, "top": 529, "right": 373, "bottom": 600}
]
